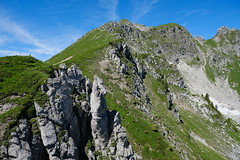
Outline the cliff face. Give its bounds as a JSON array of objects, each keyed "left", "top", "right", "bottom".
[{"left": 1, "top": 20, "right": 240, "bottom": 159}]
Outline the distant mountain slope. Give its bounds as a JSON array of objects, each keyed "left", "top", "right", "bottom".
[{"left": 1, "top": 20, "right": 240, "bottom": 159}]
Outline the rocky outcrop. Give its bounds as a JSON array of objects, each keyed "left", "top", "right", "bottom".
[
  {"left": 0, "top": 104, "right": 17, "bottom": 114},
  {"left": 90, "top": 76, "right": 135, "bottom": 159},
  {"left": 1, "top": 119, "right": 48, "bottom": 160},
  {"left": 90, "top": 76, "right": 109, "bottom": 151},
  {"left": 217, "top": 26, "right": 236, "bottom": 35},
  {"left": 0, "top": 64, "right": 135, "bottom": 160},
  {"left": 4, "top": 119, "right": 32, "bottom": 159},
  {"left": 107, "top": 43, "right": 152, "bottom": 113},
  {"left": 108, "top": 111, "right": 135, "bottom": 159},
  {"left": 34, "top": 64, "right": 83, "bottom": 159}
]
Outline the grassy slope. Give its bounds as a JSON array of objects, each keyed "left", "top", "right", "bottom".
[
  {"left": 0, "top": 56, "right": 52, "bottom": 145},
  {"left": 204, "top": 60, "right": 216, "bottom": 82},
  {"left": 144, "top": 72, "right": 226, "bottom": 160},
  {"left": 47, "top": 29, "right": 114, "bottom": 80},
  {"left": 0, "top": 56, "right": 52, "bottom": 107},
  {"left": 105, "top": 94, "right": 178, "bottom": 159},
  {"left": 228, "top": 58, "right": 240, "bottom": 94}
]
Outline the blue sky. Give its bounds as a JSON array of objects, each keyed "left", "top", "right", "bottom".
[{"left": 0, "top": 0, "right": 239, "bottom": 61}]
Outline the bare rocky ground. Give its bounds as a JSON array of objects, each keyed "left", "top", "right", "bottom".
[{"left": 177, "top": 60, "right": 240, "bottom": 122}]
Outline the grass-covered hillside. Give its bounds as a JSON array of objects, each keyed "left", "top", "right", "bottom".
[
  {"left": 47, "top": 28, "right": 115, "bottom": 80},
  {"left": 0, "top": 56, "right": 53, "bottom": 146}
]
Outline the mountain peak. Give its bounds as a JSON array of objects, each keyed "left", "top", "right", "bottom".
[
  {"left": 217, "top": 26, "right": 237, "bottom": 35},
  {"left": 1, "top": 20, "right": 240, "bottom": 160}
]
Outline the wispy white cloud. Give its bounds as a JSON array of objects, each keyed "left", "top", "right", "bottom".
[
  {"left": 182, "top": 23, "right": 187, "bottom": 27},
  {"left": 99, "top": 0, "right": 119, "bottom": 21},
  {"left": 183, "top": 9, "right": 209, "bottom": 17},
  {"left": 0, "top": 16, "right": 57, "bottom": 55},
  {"left": 131, "top": 0, "right": 159, "bottom": 22},
  {"left": 0, "top": 10, "right": 82, "bottom": 60}
]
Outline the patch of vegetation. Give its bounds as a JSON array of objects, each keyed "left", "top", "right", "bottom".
[
  {"left": 204, "top": 39, "right": 217, "bottom": 48},
  {"left": 30, "top": 118, "right": 41, "bottom": 136},
  {"left": 86, "top": 139, "right": 94, "bottom": 150},
  {"left": 224, "top": 118, "right": 240, "bottom": 142},
  {"left": 79, "top": 93, "right": 87, "bottom": 101},
  {"left": 203, "top": 93, "right": 223, "bottom": 120},
  {"left": 228, "top": 59, "right": 240, "bottom": 94},
  {"left": 34, "top": 91, "right": 49, "bottom": 107},
  {"left": 150, "top": 76, "right": 168, "bottom": 101},
  {"left": 57, "top": 129, "right": 66, "bottom": 142},
  {"left": 204, "top": 61, "right": 216, "bottom": 82},
  {"left": 0, "top": 105, "right": 25, "bottom": 122},
  {"left": 108, "top": 38, "right": 124, "bottom": 46},
  {"left": 94, "top": 151, "right": 102, "bottom": 157},
  {"left": 188, "top": 56, "right": 201, "bottom": 66},
  {"left": 137, "top": 53, "right": 150, "bottom": 61},
  {"left": 0, "top": 120, "right": 18, "bottom": 146},
  {"left": 153, "top": 23, "right": 182, "bottom": 30},
  {"left": 111, "top": 140, "right": 117, "bottom": 147},
  {"left": 0, "top": 56, "right": 52, "bottom": 100},
  {"left": 0, "top": 56, "right": 52, "bottom": 146}
]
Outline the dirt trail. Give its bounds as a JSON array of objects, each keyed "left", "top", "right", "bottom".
[{"left": 54, "top": 56, "right": 73, "bottom": 65}]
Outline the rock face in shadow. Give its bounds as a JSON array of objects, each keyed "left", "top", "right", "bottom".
[{"left": 0, "top": 64, "right": 135, "bottom": 160}]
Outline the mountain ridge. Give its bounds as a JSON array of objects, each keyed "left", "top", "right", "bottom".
[{"left": 1, "top": 20, "right": 240, "bottom": 159}]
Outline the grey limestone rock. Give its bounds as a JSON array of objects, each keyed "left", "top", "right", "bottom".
[
  {"left": 89, "top": 76, "right": 136, "bottom": 159},
  {"left": 120, "top": 63, "right": 127, "bottom": 74},
  {"left": 109, "top": 43, "right": 151, "bottom": 113},
  {"left": 37, "top": 118, "right": 56, "bottom": 149},
  {"left": 1, "top": 64, "right": 135, "bottom": 160},
  {"left": 217, "top": 26, "right": 231, "bottom": 35},
  {"left": 0, "top": 103, "right": 17, "bottom": 114},
  {"left": 90, "top": 76, "right": 109, "bottom": 151},
  {"left": 34, "top": 64, "right": 85, "bottom": 159},
  {"left": 108, "top": 111, "right": 135, "bottom": 160},
  {"left": 7, "top": 119, "right": 32, "bottom": 160},
  {"left": 196, "top": 36, "right": 204, "bottom": 42}
]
